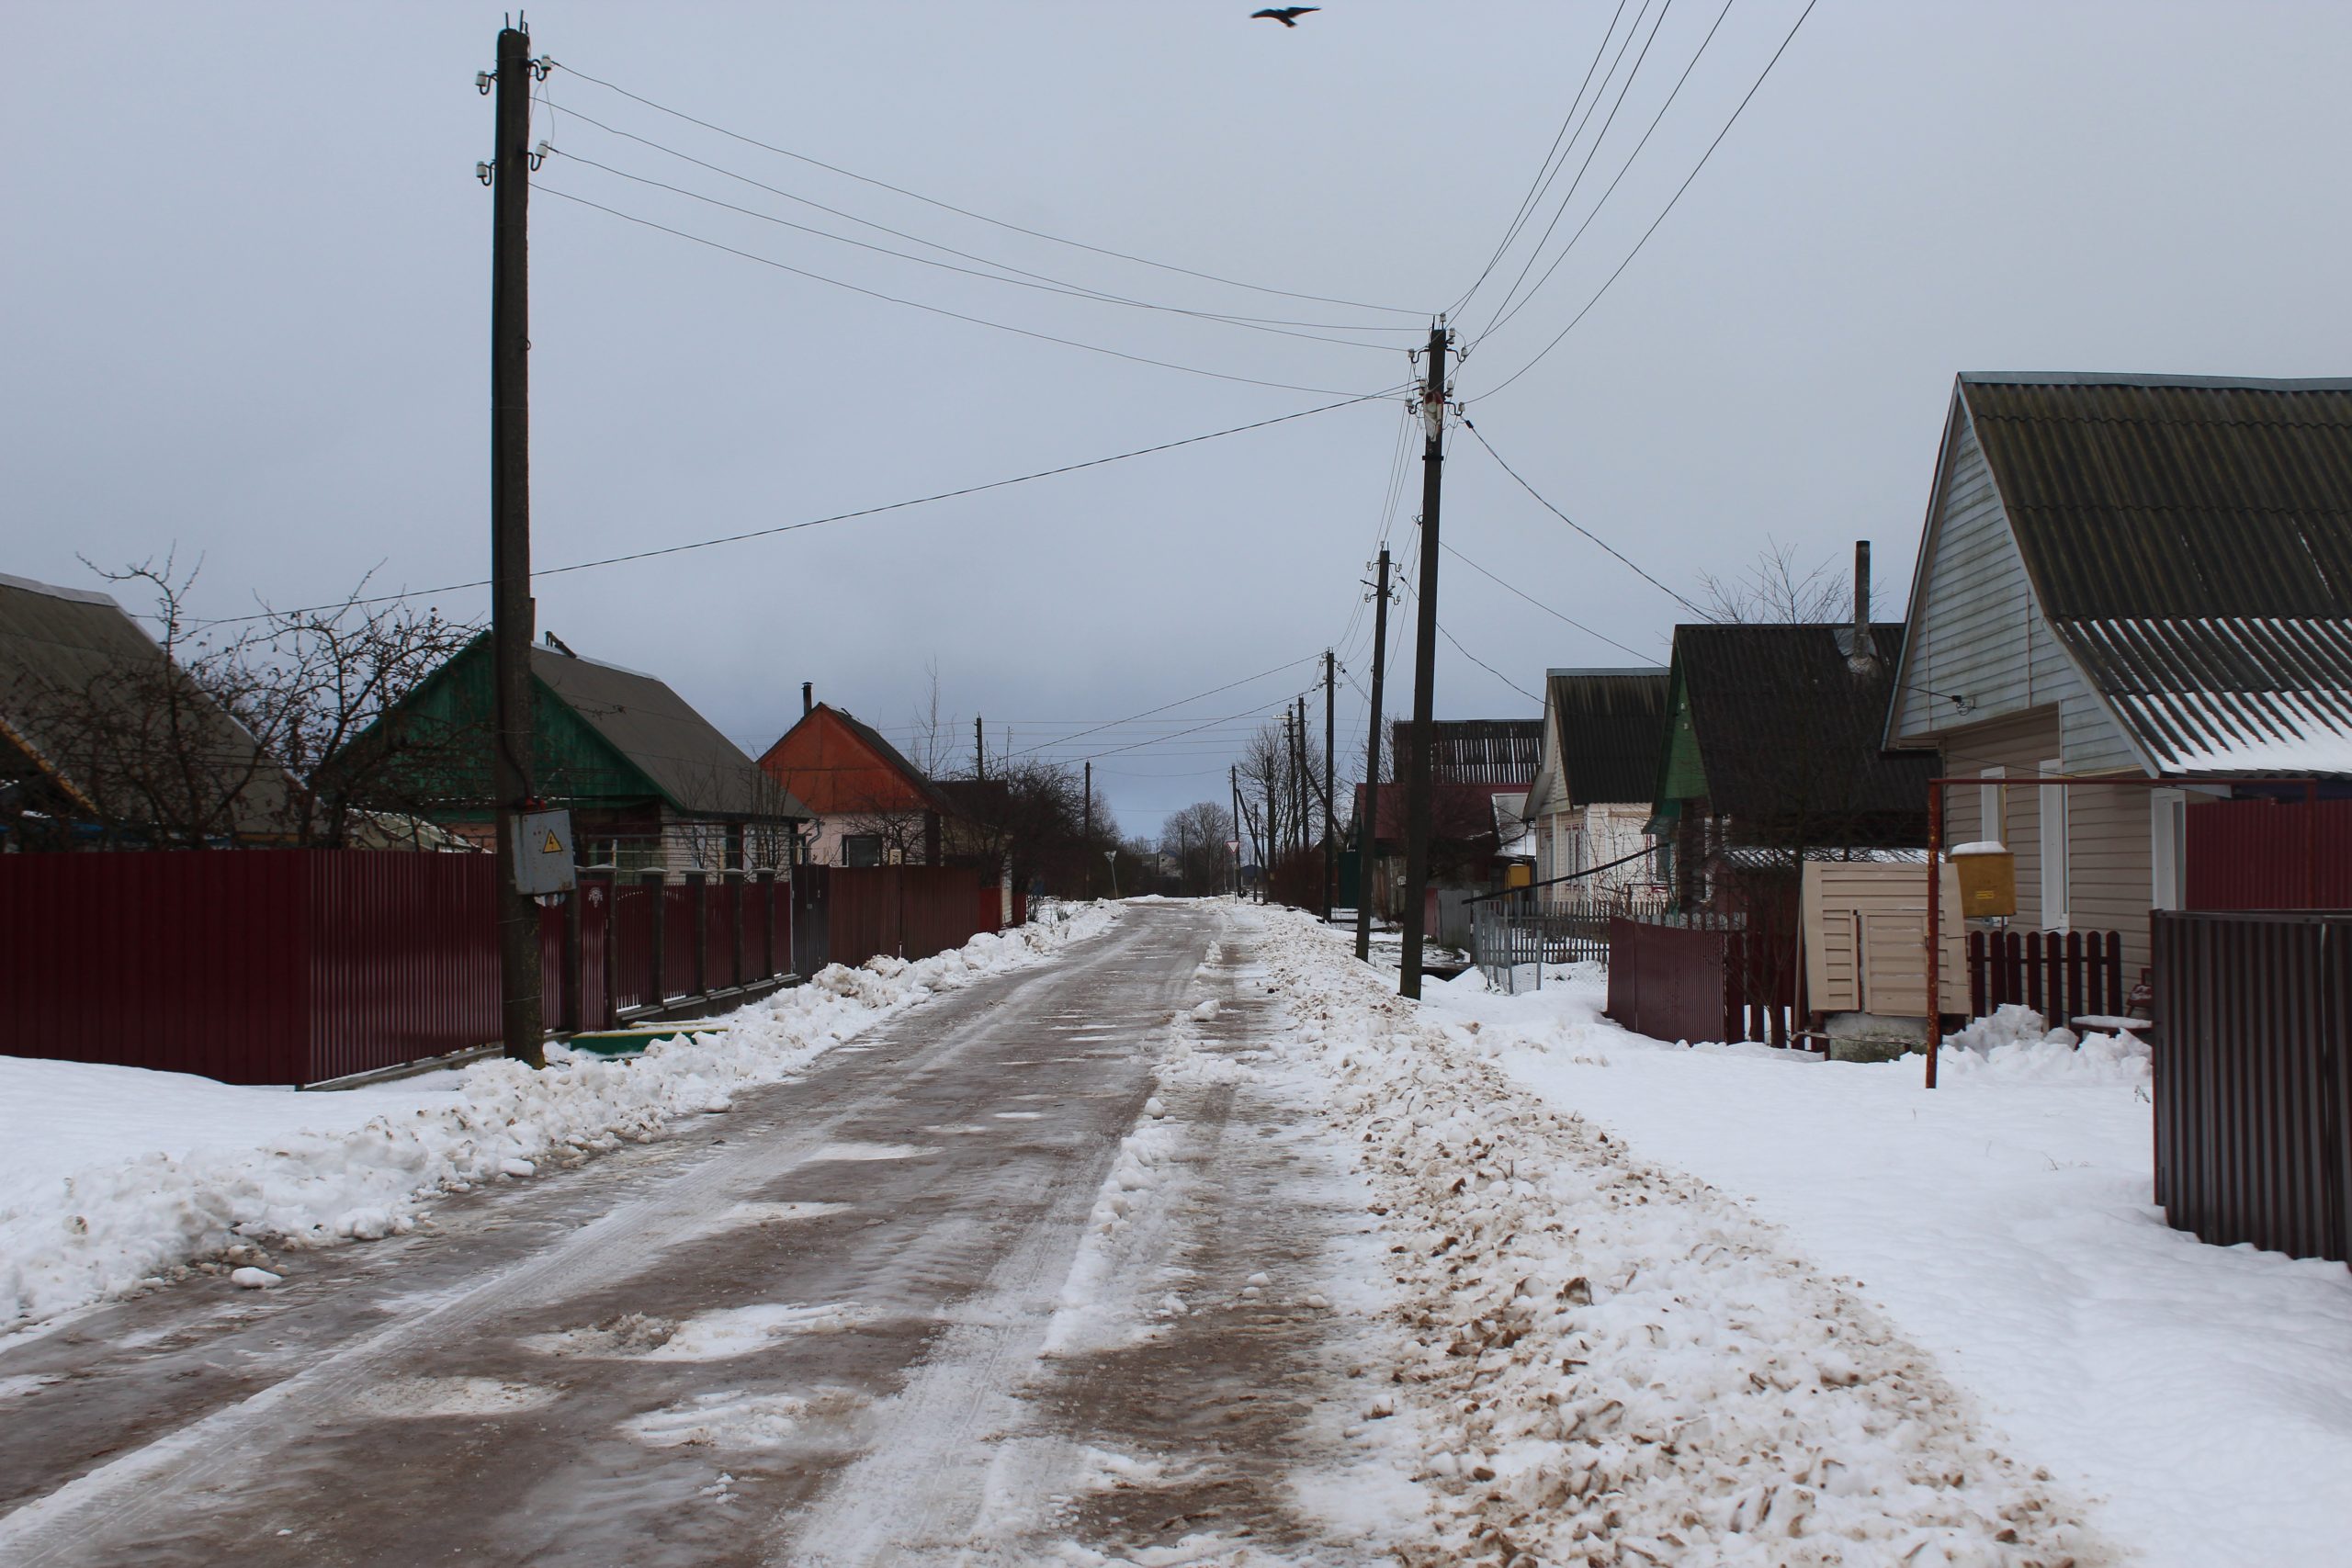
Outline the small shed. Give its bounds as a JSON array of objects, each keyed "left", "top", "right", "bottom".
[{"left": 1801, "top": 861, "right": 1965, "bottom": 1016}]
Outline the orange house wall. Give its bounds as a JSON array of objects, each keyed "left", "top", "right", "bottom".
[{"left": 757, "top": 707, "right": 933, "bottom": 816}]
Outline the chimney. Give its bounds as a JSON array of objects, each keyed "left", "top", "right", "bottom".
[
  {"left": 801, "top": 682, "right": 814, "bottom": 716},
  {"left": 1849, "top": 541, "right": 1879, "bottom": 674}
]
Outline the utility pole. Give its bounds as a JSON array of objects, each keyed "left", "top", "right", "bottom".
[
  {"left": 1081, "top": 759, "right": 1091, "bottom": 897},
  {"left": 1295, "top": 696, "right": 1310, "bottom": 858},
  {"left": 1322, "top": 649, "right": 1337, "bottom": 924},
  {"left": 490, "top": 23, "right": 543, "bottom": 1067},
  {"left": 976, "top": 716, "right": 986, "bottom": 779},
  {"left": 1231, "top": 764, "right": 1243, "bottom": 897},
  {"left": 1398, "top": 320, "right": 1452, "bottom": 1000},
  {"left": 1356, "top": 547, "right": 1391, "bottom": 962}
]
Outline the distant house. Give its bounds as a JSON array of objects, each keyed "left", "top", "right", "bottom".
[
  {"left": 1356, "top": 716, "right": 1544, "bottom": 937},
  {"left": 1886, "top": 372, "right": 2352, "bottom": 976},
  {"left": 343, "top": 632, "right": 805, "bottom": 876},
  {"left": 0, "top": 572, "right": 292, "bottom": 849},
  {"left": 758, "top": 702, "right": 966, "bottom": 867},
  {"left": 1521, "top": 668, "right": 1669, "bottom": 895},
  {"left": 1655, "top": 620, "right": 1936, "bottom": 910}
]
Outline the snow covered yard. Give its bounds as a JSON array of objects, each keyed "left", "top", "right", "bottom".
[
  {"left": 1406, "top": 952, "right": 2352, "bottom": 1568},
  {"left": 1241, "top": 904, "right": 2102, "bottom": 1567},
  {"left": 0, "top": 902, "right": 1114, "bottom": 1331}
]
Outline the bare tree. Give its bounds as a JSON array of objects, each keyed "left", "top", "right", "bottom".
[
  {"left": 1159, "top": 801, "right": 1236, "bottom": 895},
  {"left": 1699, "top": 539, "right": 1863, "bottom": 626}
]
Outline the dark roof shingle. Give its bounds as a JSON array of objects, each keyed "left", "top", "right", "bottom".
[
  {"left": 532, "top": 647, "right": 804, "bottom": 819},
  {"left": 1545, "top": 669, "right": 1668, "bottom": 805}
]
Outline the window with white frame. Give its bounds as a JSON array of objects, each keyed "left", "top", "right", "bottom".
[
  {"left": 1979, "top": 765, "right": 2006, "bottom": 847},
  {"left": 2151, "top": 789, "right": 2187, "bottom": 912},
  {"left": 2039, "top": 760, "right": 2068, "bottom": 930}
]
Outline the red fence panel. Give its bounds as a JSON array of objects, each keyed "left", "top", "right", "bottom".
[
  {"left": 609, "top": 878, "right": 653, "bottom": 1015},
  {"left": 661, "top": 882, "right": 698, "bottom": 999},
  {"left": 2153, "top": 910, "right": 2352, "bottom": 1263},
  {"left": 2187, "top": 797, "right": 2352, "bottom": 909},
  {"left": 1604, "top": 918, "right": 1732, "bottom": 1045},
  {"left": 0, "top": 851, "right": 505, "bottom": 1086},
  {"left": 308, "top": 852, "right": 501, "bottom": 1083},
  {"left": 821, "top": 865, "right": 987, "bottom": 968}
]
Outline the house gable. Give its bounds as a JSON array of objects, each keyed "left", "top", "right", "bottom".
[
  {"left": 759, "top": 705, "right": 940, "bottom": 817},
  {"left": 1884, "top": 385, "right": 2142, "bottom": 773}
]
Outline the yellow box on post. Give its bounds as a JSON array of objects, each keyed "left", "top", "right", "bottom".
[{"left": 1949, "top": 842, "right": 2017, "bottom": 918}]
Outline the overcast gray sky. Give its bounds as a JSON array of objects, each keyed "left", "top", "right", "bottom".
[{"left": 7, "top": 2, "right": 2348, "bottom": 836}]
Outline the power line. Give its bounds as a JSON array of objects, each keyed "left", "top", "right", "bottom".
[
  {"left": 1006, "top": 655, "right": 1320, "bottom": 760},
  {"left": 1474, "top": 0, "right": 1679, "bottom": 338},
  {"left": 1464, "top": 0, "right": 1822, "bottom": 403},
  {"left": 1436, "top": 619, "right": 1544, "bottom": 705},
  {"left": 546, "top": 137, "right": 1405, "bottom": 352},
  {"left": 1461, "top": 418, "right": 1706, "bottom": 616},
  {"left": 1439, "top": 540, "right": 1659, "bottom": 661},
  {"left": 1476, "top": 0, "right": 1742, "bottom": 346},
  {"left": 550, "top": 59, "right": 1430, "bottom": 320},
  {"left": 204, "top": 393, "right": 1392, "bottom": 626},
  {"left": 538, "top": 185, "right": 1389, "bottom": 399},
  {"left": 1447, "top": 0, "right": 1635, "bottom": 320}
]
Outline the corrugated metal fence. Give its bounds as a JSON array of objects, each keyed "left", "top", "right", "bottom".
[
  {"left": 0, "top": 852, "right": 793, "bottom": 1087},
  {"left": 1603, "top": 913, "right": 1796, "bottom": 1047},
  {"left": 2152, "top": 908, "right": 2352, "bottom": 1264},
  {"left": 2187, "top": 797, "right": 2352, "bottom": 909}
]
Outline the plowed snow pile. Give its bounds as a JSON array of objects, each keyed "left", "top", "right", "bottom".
[
  {"left": 0, "top": 902, "right": 1114, "bottom": 1327},
  {"left": 1242, "top": 906, "right": 2104, "bottom": 1567}
]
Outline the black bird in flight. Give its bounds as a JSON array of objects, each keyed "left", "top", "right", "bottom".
[{"left": 1251, "top": 7, "right": 1320, "bottom": 26}]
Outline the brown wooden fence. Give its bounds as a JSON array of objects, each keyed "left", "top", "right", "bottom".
[
  {"left": 1966, "top": 929, "right": 2125, "bottom": 1024},
  {"left": 2151, "top": 909, "right": 2352, "bottom": 1264}
]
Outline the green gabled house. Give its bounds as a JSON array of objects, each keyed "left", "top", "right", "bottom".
[
  {"left": 1650, "top": 621, "right": 1935, "bottom": 909},
  {"left": 334, "top": 632, "right": 806, "bottom": 876}
]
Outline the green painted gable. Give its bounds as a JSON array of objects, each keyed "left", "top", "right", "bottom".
[
  {"left": 356, "top": 637, "right": 671, "bottom": 818},
  {"left": 1653, "top": 656, "right": 1709, "bottom": 814}
]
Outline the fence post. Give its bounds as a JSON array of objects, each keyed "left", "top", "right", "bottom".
[
  {"left": 729, "top": 870, "right": 747, "bottom": 989},
  {"left": 561, "top": 883, "right": 583, "bottom": 1035},
  {"left": 645, "top": 868, "right": 667, "bottom": 1004},
  {"left": 594, "top": 872, "right": 616, "bottom": 1030},
  {"left": 760, "top": 869, "right": 777, "bottom": 977},
  {"left": 685, "top": 869, "right": 709, "bottom": 996}
]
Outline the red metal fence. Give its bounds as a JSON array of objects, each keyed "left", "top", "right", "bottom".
[
  {"left": 1604, "top": 916, "right": 1797, "bottom": 1047},
  {"left": 2187, "top": 797, "right": 2352, "bottom": 909},
  {"left": 0, "top": 852, "right": 793, "bottom": 1087},
  {"left": 823, "top": 864, "right": 996, "bottom": 967},
  {"left": 1967, "top": 929, "right": 2125, "bottom": 1022},
  {"left": 2151, "top": 909, "right": 2352, "bottom": 1263}
]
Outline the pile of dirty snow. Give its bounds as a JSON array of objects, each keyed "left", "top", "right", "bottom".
[
  {"left": 0, "top": 901, "right": 1114, "bottom": 1327},
  {"left": 1240, "top": 907, "right": 2098, "bottom": 1565}
]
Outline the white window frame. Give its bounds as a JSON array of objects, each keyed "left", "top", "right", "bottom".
[
  {"left": 1979, "top": 765, "right": 2006, "bottom": 848},
  {"left": 2040, "top": 759, "right": 2069, "bottom": 931},
  {"left": 2151, "top": 788, "right": 2187, "bottom": 912}
]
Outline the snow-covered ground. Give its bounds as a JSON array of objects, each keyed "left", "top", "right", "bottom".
[
  {"left": 0, "top": 902, "right": 1114, "bottom": 1330},
  {"left": 1241, "top": 906, "right": 2100, "bottom": 1565},
  {"left": 1413, "top": 953, "right": 2352, "bottom": 1568}
]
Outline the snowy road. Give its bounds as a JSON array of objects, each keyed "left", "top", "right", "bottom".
[{"left": 0, "top": 904, "right": 1423, "bottom": 1567}]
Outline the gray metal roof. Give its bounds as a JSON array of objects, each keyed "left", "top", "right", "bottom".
[
  {"left": 1389, "top": 717, "right": 1542, "bottom": 784},
  {"left": 1671, "top": 622, "right": 1934, "bottom": 840},
  {"left": 1960, "top": 375, "right": 2352, "bottom": 774},
  {"left": 532, "top": 646, "right": 806, "bottom": 820},
  {"left": 0, "top": 573, "right": 290, "bottom": 834},
  {"left": 1544, "top": 669, "right": 1668, "bottom": 806}
]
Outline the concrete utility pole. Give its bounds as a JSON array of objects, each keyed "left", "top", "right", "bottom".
[
  {"left": 1322, "top": 649, "right": 1336, "bottom": 923},
  {"left": 1398, "top": 320, "right": 1452, "bottom": 1000},
  {"left": 490, "top": 24, "right": 544, "bottom": 1067},
  {"left": 975, "top": 716, "right": 986, "bottom": 779},
  {"left": 1355, "top": 547, "right": 1390, "bottom": 962},
  {"left": 1081, "top": 760, "right": 1091, "bottom": 897}
]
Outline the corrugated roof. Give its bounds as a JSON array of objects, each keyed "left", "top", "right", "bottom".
[
  {"left": 1545, "top": 669, "right": 1668, "bottom": 805},
  {"left": 1959, "top": 375, "right": 2352, "bottom": 773},
  {"left": 1388, "top": 717, "right": 1542, "bottom": 784},
  {"left": 1670, "top": 623, "right": 1933, "bottom": 839},
  {"left": 0, "top": 573, "right": 290, "bottom": 833},
  {"left": 531, "top": 647, "right": 805, "bottom": 819},
  {"left": 823, "top": 706, "right": 958, "bottom": 817}
]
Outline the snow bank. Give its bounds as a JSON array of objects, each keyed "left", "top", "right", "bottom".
[
  {"left": 0, "top": 901, "right": 1114, "bottom": 1329},
  {"left": 1242, "top": 908, "right": 2096, "bottom": 1565},
  {"left": 1425, "top": 955, "right": 2352, "bottom": 1568}
]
